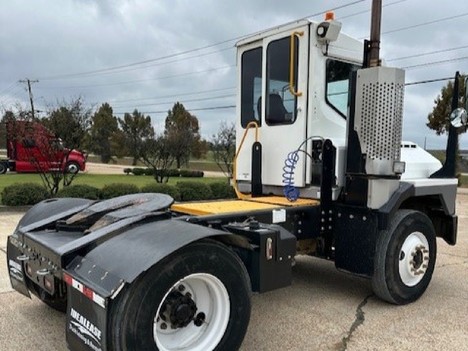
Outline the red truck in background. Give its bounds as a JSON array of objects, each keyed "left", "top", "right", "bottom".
[{"left": 0, "top": 120, "right": 86, "bottom": 174}]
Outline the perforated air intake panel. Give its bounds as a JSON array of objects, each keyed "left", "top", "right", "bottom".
[{"left": 353, "top": 67, "right": 405, "bottom": 175}]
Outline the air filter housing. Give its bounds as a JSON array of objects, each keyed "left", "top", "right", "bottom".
[{"left": 353, "top": 67, "right": 405, "bottom": 176}]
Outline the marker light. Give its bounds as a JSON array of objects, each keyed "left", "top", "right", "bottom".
[{"left": 325, "top": 11, "right": 335, "bottom": 21}]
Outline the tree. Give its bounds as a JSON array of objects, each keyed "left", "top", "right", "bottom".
[
  {"left": 4, "top": 114, "right": 73, "bottom": 194},
  {"left": 30, "top": 97, "right": 92, "bottom": 193},
  {"left": 211, "top": 121, "right": 236, "bottom": 179},
  {"left": 427, "top": 76, "right": 466, "bottom": 135},
  {"left": 87, "top": 103, "right": 118, "bottom": 163},
  {"left": 43, "top": 97, "right": 92, "bottom": 149},
  {"left": 0, "top": 111, "right": 16, "bottom": 149},
  {"left": 164, "top": 102, "right": 200, "bottom": 168},
  {"left": 119, "top": 109, "right": 154, "bottom": 165},
  {"left": 140, "top": 135, "right": 176, "bottom": 183},
  {"left": 191, "top": 138, "right": 209, "bottom": 159}
]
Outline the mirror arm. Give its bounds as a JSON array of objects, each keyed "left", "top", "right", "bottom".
[{"left": 430, "top": 71, "right": 460, "bottom": 179}]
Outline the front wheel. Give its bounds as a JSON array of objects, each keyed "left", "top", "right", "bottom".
[
  {"left": 109, "top": 240, "right": 252, "bottom": 351},
  {"left": 372, "top": 209, "right": 436, "bottom": 305}
]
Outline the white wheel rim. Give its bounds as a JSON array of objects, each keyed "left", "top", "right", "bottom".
[
  {"left": 398, "top": 232, "right": 430, "bottom": 287},
  {"left": 67, "top": 163, "right": 79, "bottom": 173},
  {"left": 153, "top": 273, "right": 230, "bottom": 351}
]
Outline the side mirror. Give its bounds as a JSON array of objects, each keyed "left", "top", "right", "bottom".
[{"left": 450, "top": 107, "right": 467, "bottom": 129}]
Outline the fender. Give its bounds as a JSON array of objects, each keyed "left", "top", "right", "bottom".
[
  {"left": 377, "top": 180, "right": 458, "bottom": 245},
  {"left": 16, "top": 197, "right": 94, "bottom": 232},
  {"left": 66, "top": 218, "right": 230, "bottom": 299}
]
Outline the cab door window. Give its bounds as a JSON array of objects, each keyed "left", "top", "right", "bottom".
[
  {"left": 265, "top": 36, "right": 299, "bottom": 125},
  {"left": 241, "top": 47, "right": 262, "bottom": 127}
]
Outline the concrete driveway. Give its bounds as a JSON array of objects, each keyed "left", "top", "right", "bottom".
[{"left": 0, "top": 192, "right": 467, "bottom": 351}]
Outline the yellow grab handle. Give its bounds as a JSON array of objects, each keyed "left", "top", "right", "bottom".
[
  {"left": 232, "top": 121, "right": 259, "bottom": 200},
  {"left": 289, "top": 31, "right": 304, "bottom": 97}
]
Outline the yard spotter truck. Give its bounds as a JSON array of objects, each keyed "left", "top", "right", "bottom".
[{"left": 6, "top": 11, "right": 468, "bottom": 351}]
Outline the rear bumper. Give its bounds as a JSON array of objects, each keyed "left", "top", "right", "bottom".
[{"left": 7, "top": 233, "right": 113, "bottom": 351}]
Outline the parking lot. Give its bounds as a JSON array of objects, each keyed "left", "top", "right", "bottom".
[{"left": 0, "top": 191, "right": 467, "bottom": 351}]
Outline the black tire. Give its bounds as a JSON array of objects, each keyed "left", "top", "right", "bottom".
[
  {"left": 109, "top": 240, "right": 252, "bottom": 351},
  {"left": 65, "top": 161, "right": 80, "bottom": 174},
  {"left": 0, "top": 162, "right": 7, "bottom": 174},
  {"left": 372, "top": 209, "right": 436, "bottom": 305}
]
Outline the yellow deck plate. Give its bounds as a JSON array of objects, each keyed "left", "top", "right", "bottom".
[
  {"left": 247, "top": 196, "right": 319, "bottom": 207},
  {"left": 171, "top": 196, "right": 319, "bottom": 216}
]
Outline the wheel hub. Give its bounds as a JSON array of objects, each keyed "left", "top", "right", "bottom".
[
  {"left": 399, "top": 232, "right": 430, "bottom": 287},
  {"left": 153, "top": 273, "right": 231, "bottom": 351},
  {"left": 160, "top": 290, "right": 197, "bottom": 329}
]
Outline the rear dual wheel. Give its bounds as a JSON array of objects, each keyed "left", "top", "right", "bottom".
[
  {"left": 372, "top": 210, "right": 436, "bottom": 305},
  {"left": 109, "top": 240, "right": 251, "bottom": 351}
]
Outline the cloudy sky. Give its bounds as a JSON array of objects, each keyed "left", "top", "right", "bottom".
[{"left": 1, "top": 0, "right": 467, "bottom": 149}]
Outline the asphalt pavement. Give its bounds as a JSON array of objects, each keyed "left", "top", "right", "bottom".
[{"left": 0, "top": 192, "right": 467, "bottom": 351}]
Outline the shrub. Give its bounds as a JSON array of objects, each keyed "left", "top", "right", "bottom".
[
  {"left": 100, "top": 183, "right": 140, "bottom": 199},
  {"left": 166, "top": 169, "right": 181, "bottom": 177},
  {"left": 1, "top": 183, "right": 49, "bottom": 206},
  {"left": 132, "top": 167, "right": 146, "bottom": 176},
  {"left": 123, "top": 168, "right": 132, "bottom": 175},
  {"left": 56, "top": 185, "right": 100, "bottom": 200},
  {"left": 209, "top": 182, "right": 236, "bottom": 199},
  {"left": 144, "top": 168, "right": 155, "bottom": 176},
  {"left": 177, "top": 181, "right": 212, "bottom": 201},
  {"left": 141, "top": 183, "right": 181, "bottom": 201},
  {"left": 153, "top": 169, "right": 180, "bottom": 178},
  {"left": 179, "top": 169, "right": 204, "bottom": 178}
]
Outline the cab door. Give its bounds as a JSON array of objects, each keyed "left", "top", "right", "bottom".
[{"left": 260, "top": 25, "right": 309, "bottom": 187}]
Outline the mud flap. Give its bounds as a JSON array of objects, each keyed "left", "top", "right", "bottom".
[
  {"left": 66, "top": 287, "right": 109, "bottom": 351},
  {"left": 6, "top": 237, "right": 31, "bottom": 298}
]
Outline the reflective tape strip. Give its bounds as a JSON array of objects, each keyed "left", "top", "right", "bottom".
[{"left": 63, "top": 272, "right": 106, "bottom": 309}]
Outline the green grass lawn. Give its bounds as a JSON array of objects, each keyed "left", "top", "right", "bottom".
[
  {"left": 0, "top": 173, "right": 228, "bottom": 202},
  {"left": 86, "top": 154, "right": 223, "bottom": 173}
]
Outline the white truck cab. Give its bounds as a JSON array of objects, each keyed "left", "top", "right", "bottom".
[{"left": 234, "top": 16, "right": 452, "bottom": 203}]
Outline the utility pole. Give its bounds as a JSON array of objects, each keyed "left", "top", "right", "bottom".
[
  {"left": 19, "top": 78, "right": 39, "bottom": 119},
  {"left": 368, "top": 0, "right": 382, "bottom": 67}
]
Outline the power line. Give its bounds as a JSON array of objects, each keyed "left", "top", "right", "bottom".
[
  {"left": 42, "top": 47, "right": 236, "bottom": 81},
  {"left": 403, "top": 56, "right": 468, "bottom": 70},
  {"left": 37, "top": 65, "right": 235, "bottom": 89},
  {"left": 358, "top": 11, "right": 468, "bottom": 40},
  {"left": 383, "top": 12, "right": 468, "bottom": 35},
  {"left": 114, "top": 104, "right": 236, "bottom": 115},
  {"left": 0, "top": 83, "right": 24, "bottom": 106},
  {"left": 340, "top": 0, "right": 408, "bottom": 20},
  {"left": 111, "top": 94, "right": 235, "bottom": 109},
  {"left": 37, "top": 0, "right": 366, "bottom": 81},
  {"left": 38, "top": 46, "right": 237, "bottom": 82},
  {"left": 0, "top": 82, "right": 20, "bottom": 96},
  {"left": 387, "top": 44, "right": 468, "bottom": 62},
  {"left": 405, "top": 76, "right": 454, "bottom": 86},
  {"left": 108, "top": 86, "right": 235, "bottom": 104}
]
